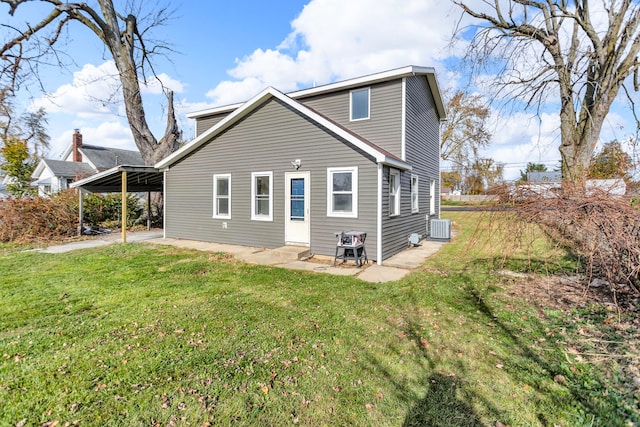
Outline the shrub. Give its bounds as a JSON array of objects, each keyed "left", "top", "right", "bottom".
[
  {"left": 83, "top": 193, "right": 143, "bottom": 228},
  {"left": 496, "top": 184, "right": 640, "bottom": 295},
  {"left": 0, "top": 190, "right": 78, "bottom": 242}
]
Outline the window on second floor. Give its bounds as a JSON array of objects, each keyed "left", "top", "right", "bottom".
[{"left": 350, "top": 88, "right": 370, "bottom": 121}]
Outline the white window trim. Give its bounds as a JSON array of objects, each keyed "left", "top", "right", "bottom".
[
  {"left": 251, "top": 171, "right": 273, "bottom": 221},
  {"left": 213, "top": 174, "right": 231, "bottom": 219},
  {"left": 411, "top": 174, "right": 419, "bottom": 213},
  {"left": 430, "top": 179, "right": 436, "bottom": 215},
  {"left": 389, "top": 169, "right": 401, "bottom": 217},
  {"left": 327, "top": 166, "right": 358, "bottom": 218},
  {"left": 349, "top": 87, "right": 370, "bottom": 121}
]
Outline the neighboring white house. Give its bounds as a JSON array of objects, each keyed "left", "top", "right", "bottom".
[{"left": 32, "top": 130, "right": 143, "bottom": 196}]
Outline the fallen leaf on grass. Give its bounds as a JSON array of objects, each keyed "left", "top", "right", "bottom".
[
  {"left": 554, "top": 374, "right": 566, "bottom": 384},
  {"left": 365, "top": 403, "right": 374, "bottom": 410},
  {"left": 495, "top": 364, "right": 504, "bottom": 369},
  {"left": 15, "top": 419, "right": 26, "bottom": 427}
]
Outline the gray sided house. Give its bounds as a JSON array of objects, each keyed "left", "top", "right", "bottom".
[{"left": 156, "top": 66, "right": 446, "bottom": 264}]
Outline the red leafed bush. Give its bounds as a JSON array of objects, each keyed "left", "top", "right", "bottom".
[{"left": 0, "top": 190, "right": 78, "bottom": 242}]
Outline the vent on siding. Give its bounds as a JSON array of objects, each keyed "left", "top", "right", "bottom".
[{"left": 429, "top": 218, "right": 451, "bottom": 241}]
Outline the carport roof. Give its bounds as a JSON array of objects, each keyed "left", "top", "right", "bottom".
[{"left": 70, "top": 165, "right": 163, "bottom": 193}]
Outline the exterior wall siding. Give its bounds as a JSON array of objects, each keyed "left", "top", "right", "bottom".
[
  {"left": 195, "top": 112, "right": 231, "bottom": 137},
  {"left": 165, "top": 98, "right": 379, "bottom": 259},
  {"left": 298, "top": 80, "right": 403, "bottom": 157},
  {"left": 381, "top": 76, "right": 442, "bottom": 260}
]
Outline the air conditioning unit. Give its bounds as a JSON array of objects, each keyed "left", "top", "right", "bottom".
[{"left": 428, "top": 218, "right": 451, "bottom": 241}]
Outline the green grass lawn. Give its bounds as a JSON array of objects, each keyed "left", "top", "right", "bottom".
[{"left": 0, "top": 213, "right": 637, "bottom": 426}]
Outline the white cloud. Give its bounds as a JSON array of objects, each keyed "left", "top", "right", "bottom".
[
  {"left": 482, "top": 111, "right": 561, "bottom": 180},
  {"left": 32, "top": 61, "right": 186, "bottom": 119},
  {"left": 142, "top": 73, "right": 185, "bottom": 95},
  {"left": 205, "top": 0, "right": 463, "bottom": 105},
  {"left": 32, "top": 61, "right": 122, "bottom": 119},
  {"left": 49, "top": 121, "right": 135, "bottom": 159}
]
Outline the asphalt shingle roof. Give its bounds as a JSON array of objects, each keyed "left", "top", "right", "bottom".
[
  {"left": 80, "top": 144, "right": 144, "bottom": 170},
  {"left": 42, "top": 159, "right": 95, "bottom": 177}
]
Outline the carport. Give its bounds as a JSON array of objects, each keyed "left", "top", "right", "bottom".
[{"left": 70, "top": 165, "right": 163, "bottom": 243}]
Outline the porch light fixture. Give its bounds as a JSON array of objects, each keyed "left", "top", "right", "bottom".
[{"left": 291, "top": 159, "right": 301, "bottom": 170}]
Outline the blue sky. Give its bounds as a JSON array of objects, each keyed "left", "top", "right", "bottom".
[{"left": 3, "top": 0, "right": 638, "bottom": 180}]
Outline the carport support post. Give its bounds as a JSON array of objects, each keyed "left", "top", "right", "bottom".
[
  {"left": 78, "top": 189, "right": 84, "bottom": 236},
  {"left": 121, "top": 170, "right": 127, "bottom": 243}
]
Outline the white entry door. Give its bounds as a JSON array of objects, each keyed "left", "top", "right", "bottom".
[{"left": 285, "top": 171, "right": 310, "bottom": 245}]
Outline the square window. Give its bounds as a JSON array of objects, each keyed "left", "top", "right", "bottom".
[
  {"left": 350, "top": 88, "right": 370, "bottom": 121},
  {"left": 327, "top": 167, "right": 358, "bottom": 217},
  {"left": 389, "top": 169, "right": 401, "bottom": 217},
  {"left": 213, "top": 174, "right": 231, "bottom": 219},
  {"left": 251, "top": 172, "right": 273, "bottom": 221},
  {"left": 411, "top": 174, "right": 419, "bottom": 213}
]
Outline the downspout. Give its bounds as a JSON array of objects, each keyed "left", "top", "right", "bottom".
[
  {"left": 377, "top": 163, "right": 383, "bottom": 265},
  {"left": 163, "top": 169, "right": 167, "bottom": 239}
]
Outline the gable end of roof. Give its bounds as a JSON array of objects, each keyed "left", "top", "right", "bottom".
[{"left": 156, "top": 87, "right": 410, "bottom": 170}]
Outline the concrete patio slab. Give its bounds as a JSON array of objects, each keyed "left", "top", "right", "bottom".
[
  {"left": 383, "top": 239, "right": 449, "bottom": 269},
  {"left": 357, "top": 264, "right": 412, "bottom": 283}
]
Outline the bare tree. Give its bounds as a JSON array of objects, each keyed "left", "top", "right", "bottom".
[
  {"left": 441, "top": 90, "right": 492, "bottom": 163},
  {"left": 0, "top": 0, "right": 181, "bottom": 165},
  {"left": 441, "top": 90, "right": 493, "bottom": 192},
  {"left": 454, "top": 0, "right": 640, "bottom": 183}
]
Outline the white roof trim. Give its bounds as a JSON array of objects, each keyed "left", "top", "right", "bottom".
[
  {"left": 69, "top": 165, "right": 121, "bottom": 189},
  {"left": 186, "top": 65, "right": 446, "bottom": 121},
  {"left": 156, "top": 87, "right": 410, "bottom": 170}
]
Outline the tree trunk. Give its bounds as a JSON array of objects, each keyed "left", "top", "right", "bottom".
[{"left": 98, "top": 3, "right": 169, "bottom": 166}]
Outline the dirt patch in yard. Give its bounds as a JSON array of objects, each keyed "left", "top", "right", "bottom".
[{"left": 500, "top": 271, "right": 639, "bottom": 313}]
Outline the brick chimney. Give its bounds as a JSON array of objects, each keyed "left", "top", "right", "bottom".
[{"left": 72, "top": 129, "right": 83, "bottom": 162}]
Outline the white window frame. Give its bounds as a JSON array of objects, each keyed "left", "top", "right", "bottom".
[
  {"left": 213, "top": 174, "right": 231, "bottom": 219},
  {"left": 350, "top": 88, "right": 370, "bottom": 121},
  {"left": 430, "top": 179, "right": 436, "bottom": 215},
  {"left": 327, "top": 166, "right": 358, "bottom": 218},
  {"left": 251, "top": 171, "right": 273, "bottom": 221},
  {"left": 411, "top": 174, "right": 419, "bottom": 213},
  {"left": 389, "top": 169, "right": 401, "bottom": 217}
]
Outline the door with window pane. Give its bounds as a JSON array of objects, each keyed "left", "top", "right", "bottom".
[{"left": 285, "top": 172, "right": 310, "bottom": 245}]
